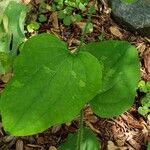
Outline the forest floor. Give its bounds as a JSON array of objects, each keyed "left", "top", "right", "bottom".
[{"left": 0, "top": 0, "right": 150, "bottom": 150}]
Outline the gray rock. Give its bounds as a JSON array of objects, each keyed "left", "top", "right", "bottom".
[{"left": 108, "top": 0, "right": 150, "bottom": 37}]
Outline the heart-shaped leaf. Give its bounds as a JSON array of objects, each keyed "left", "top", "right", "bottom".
[
  {"left": 59, "top": 127, "right": 100, "bottom": 150},
  {"left": 0, "top": 33, "right": 102, "bottom": 136},
  {"left": 84, "top": 40, "right": 140, "bottom": 117}
]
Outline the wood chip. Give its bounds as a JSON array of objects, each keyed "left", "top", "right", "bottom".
[
  {"left": 144, "top": 53, "right": 150, "bottom": 74},
  {"left": 49, "top": 12, "right": 59, "bottom": 29},
  {"left": 136, "top": 42, "right": 146, "bottom": 56},
  {"left": 37, "top": 136, "right": 45, "bottom": 145},
  {"left": 27, "top": 144, "right": 42, "bottom": 148},
  {"left": 107, "top": 141, "right": 127, "bottom": 150},
  {"left": 3, "top": 136, "right": 14, "bottom": 142},
  {"left": 49, "top": 146, "right": 57, "bottom": 150},
  {"left": 16, "top": 139, "right": 24, "bottom": 150},
  {"left": 109, "top": 26, "right": 123, "bottom": 38},
  {"left": 1, "top": 72, "right": 12, "bottom": 83},
  {"left": 51, "top": 125, "right": 62, "bottom": 134},
  {"left": 25, "top": 146, "right": 34, "bottom": 150},
  {"left": 22, "top": 0, "right": 31, "bottom": 4},
  {"left": 128, "top": 139, "right": 141, "bottom": 150}
]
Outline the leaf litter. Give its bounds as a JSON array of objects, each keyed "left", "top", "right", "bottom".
[{"left": 0, "top": 0, "right": 150, "bottom": 149}]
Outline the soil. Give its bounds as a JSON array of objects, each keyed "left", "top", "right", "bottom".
[{"left": 0, "top": 0, "right": 150, "bottom": 150}]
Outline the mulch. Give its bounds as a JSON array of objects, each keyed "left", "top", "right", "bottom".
[{"left": 0, "top": 0, "right": 150, "bottom": 149}]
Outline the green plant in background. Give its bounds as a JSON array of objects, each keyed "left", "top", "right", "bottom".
[
  {"left": 138, "top": 80, "right": 150, "bottom": 120},
  {"left": 147, "top": 142, "right": 150, "bottom": 150},
  {"left": 27, "top": 21, "right": 40, "bottom": 33},
  {"left": 138, "top": 80, "right": 150, "bottom": 95},
  {"left": 50, "top": 0, "right": 88, "bottom": 26},
  {"left": 0, "top": 0, "right": 27, "bottom": 74},
  {"left": 26, "top": 0, "right": 47, "bottom": 33}
]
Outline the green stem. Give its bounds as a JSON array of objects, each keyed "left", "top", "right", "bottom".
[
  {"left": 76, "top": 1, "right": 97, "bottom": 149},
  {"left": 76, "top": 109, "right": 84, "bottom": 150},
  {"left": 77, "top": 0, "right": 97, "bottom": 52}
]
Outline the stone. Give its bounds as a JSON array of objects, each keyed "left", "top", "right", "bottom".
[{"left": 108, "top": 0, "right": 150, "bottom": 37}]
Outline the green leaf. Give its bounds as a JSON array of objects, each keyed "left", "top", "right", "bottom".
[
  {"left": 4, "top": 1, "right": 27, "bottom": 56},
  {"left": 138, "top": 106, "right": 149, "bottom": 116},
  {"left": 0, "top": 33, "right": 102, "bottom": 136},
  {"left": 0, "top": 1, "right": 27, "bottom": 74},
  {"left": 51, "top": 3, "right": 56, "bottom": 12},
  {"left": 73, "top": 14, "right": 82, "bottom": 22},
  {"left": 59, "top": 127, "right": 100, "bottom": 150},
  {"left": 0, "top": 0, "right": 14, "bottom": 16},
  {"left": 0, "top": 52, "right": 12, "bottom": 74},
  {"left": 27, "top": 21, "right": 40, "bottom": 32},
  {"left": 39, "top": 1, "right": 48, "bottom": 13},
  {"left": 79, "top": 2, "right": 86, "bottom": 10},
  {"left": 138, "top": 80, "right": 147, "bottom": 93},
  {"left": 38, "top": 14, "right": 47, "bottom": 23},
  {"left": 147, "top": 142, "right": 150, "bottom": 150},
  {"left": 84, "top": 40, "right": 140, "bottom": 117},
  {"left": 64, "top": 7, "right": 73, "bottom": 16},
  {"left": 146, "top": 82, "right": 150, "bottom": 92},
  {"left": 58, "top": 10, "right": 66, "bottom": 19},
  {"left": 63, "top": 16, "right": 72, "bottom": 26},
  {"left": 141, "top": 94, "right": 150, "bottom": 107},
  {"left": 121, "top": 0, "right": 138, "bottom": 4},
  {"left": 86, "top": 23, "right": 93, "bottom": 33}
]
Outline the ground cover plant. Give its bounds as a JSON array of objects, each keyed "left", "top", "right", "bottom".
[
  {"left": 50, "top": 0, "right": 87, "bottom": 26},
  {"left": 0, "top": 0, "right": 27, "bottom": 74},
  {"left": 138, "top": 80, "right": 150, "bottom": 120},
  {"left": 0, "top": 0, "right": 147, "bottom": 149}
]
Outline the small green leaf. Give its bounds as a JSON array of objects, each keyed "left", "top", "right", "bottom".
[
  {"left": 38, "top": 14, "right": 47, "bottom": 23},
  {"left": 73, "top": 14, "right": 82, "bottom": 22},
  {"left": 121, "top": 0, "right": 138, "bottom": 4},
  {"left": 98, "top": 32, "right": 106, "bottom": 41},
  {"left": 51, "top": 3, "right": 56, "bottom": 12},
  {"left": 79, "top": 2, "right": 86, "bottom": 10},
  {"left": 63, "top": 16, "right": 72, "bottom": 26},
  {"left": 58, "top": 10, "right": 66, "bottom": 19},
  {"left": 147, "top": 142, "right": 150, "bottom": 150},
  {"left": 138, "top": 106, "right": 149, "bottom": 116},
  {"left": 1, "top": 33, "right": 102, "bottom": 136},
  {"left": 146, "top": 82, "right": 150, "bottom": 92},
  {"left": 0, "top": 1, "right": 27, "bottom": 75},
  {"left": 39, "top": 1, "right": 47, "bottom": 13},
  {"left": 59, "top": 127, "right": 100, "bottom": 150},
  {"left": 84, "top": 40, "right": 140, "bottom": 117},
  {"left": 86, "top": 23, "right": 93, "bottom": 33},
  {"left": 64, "top": 7, "right": 73, "bottom": 15},
  {"left": 27, "top": 21, "right": 40, "bottom": 32},
  {"left": 141, "top": 93, "right": 150, "bottom": 107},
  {"left": 138, "top": 80, "right": 147, "bottom": 93}
]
